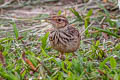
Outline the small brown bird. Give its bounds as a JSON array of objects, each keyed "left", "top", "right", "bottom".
[{"left": 46, "top": 15, "right": 80, "bottom": 59}]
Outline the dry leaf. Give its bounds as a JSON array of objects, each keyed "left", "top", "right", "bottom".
[
  {"left": 25, "top": 58, "right": 36, "bottom": 71},
  {"left": 97, "top": 69, "right": 105, "bottom": 75},
  {"left": 0, "top": 51, "right": 6, "bottom": 67},
  {"left": 17, "top": 36, "right": 24, "bottom": 40},
  {"left": 103, "top": 0, "right": 107, "bottom": 3},
  {"left": 22, "top": 52, "right": 36, "bottom": 71},
  {"left": 22, "top": 51, "right": 26, "bottom": 61}
]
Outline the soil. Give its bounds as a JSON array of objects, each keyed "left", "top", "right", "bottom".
[{"left": 0, "top": 0, "right": 118, "bottom": 38}]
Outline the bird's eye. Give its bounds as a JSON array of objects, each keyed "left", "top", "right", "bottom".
[{"left": 57, "top": 19, "right": 62, "bottom": 22}]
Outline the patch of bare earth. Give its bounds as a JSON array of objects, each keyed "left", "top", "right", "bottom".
[{"left": 0, "top": 0, "right": 117, "bottom": 38}]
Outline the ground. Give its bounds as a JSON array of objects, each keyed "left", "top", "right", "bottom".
[{"left": 0, "top": 0, "right": 120, "bottom": 80}]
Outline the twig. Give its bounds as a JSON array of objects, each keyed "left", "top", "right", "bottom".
[
  {"left": 99, "top": 16, "right": 106, "bottom": 25},
  {"left": 0, "top": 0, "right": 14, "bottom": 8},
  {"left": 37, "top": 59, "right": 52, "bottom": 75},
  {"left": 0, "top": 0, "right": 58, "bottom": 9},
  {"left": 40, "top": 62, "right": 52, "bottom": 75}
]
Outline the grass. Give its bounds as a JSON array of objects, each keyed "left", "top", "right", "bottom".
[{"left": 0, "top": 2, "right": 120, "bottom": 80}]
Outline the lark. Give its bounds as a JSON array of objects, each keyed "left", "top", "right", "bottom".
[{"left": 46, "top": 15, "right": 80, "bottom": 59}]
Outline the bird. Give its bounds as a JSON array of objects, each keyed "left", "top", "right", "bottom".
[{"left": 46, "top": 15, "right": 80, "bottom": 59}]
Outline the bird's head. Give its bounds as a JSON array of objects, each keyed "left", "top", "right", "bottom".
[{"left": 46, "top": 15, "right": 68, "bottom": 29}]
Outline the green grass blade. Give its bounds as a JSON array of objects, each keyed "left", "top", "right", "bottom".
[
  {"left": 41, "top": 32, "right": 49, "bottom": 49},
  {"left": 69, "top": 8, "right": 82, "bottom": 21},
  {"left": 12, "top": 21, "right": 19, "bottom": 39},
  {"left": 84, "top": 9, "right": 93, "bottom": 37},
  {"left": 40, "top": 46, "right": 49, "bottom": 57},
  {"left": 92, "top": 27, "right": 120, "bottom": 38},
  {"left": 97, "top": 2, "right": 110, "bottom": 17},
  {"left": 100, "top": 57, "right": 110, "bottom": 69},
  {"left": 0, "top": 37, "right": 14, "bottom": 43},
  {"left": 84, "top": 18, "right": 89, "bottom": 36},
  {"left": 57, "top": 10, "right": 62, "bottom": 15},
  {"left": 87, "top": 9, "right": 93, "bottom": 17},
  {"left": 110, "top": 57, "right": 117, "bottom": 69}
]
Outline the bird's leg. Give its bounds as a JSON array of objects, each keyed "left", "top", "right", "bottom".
[
  {"left": 73, "top": 52, "right": 77, "bottom": 58},
  {"left": 59, "top": 52, "right": 65, "bottom": 60},
  {"left": 73, "top": 52, "right": 76, "bottom": 56}
]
